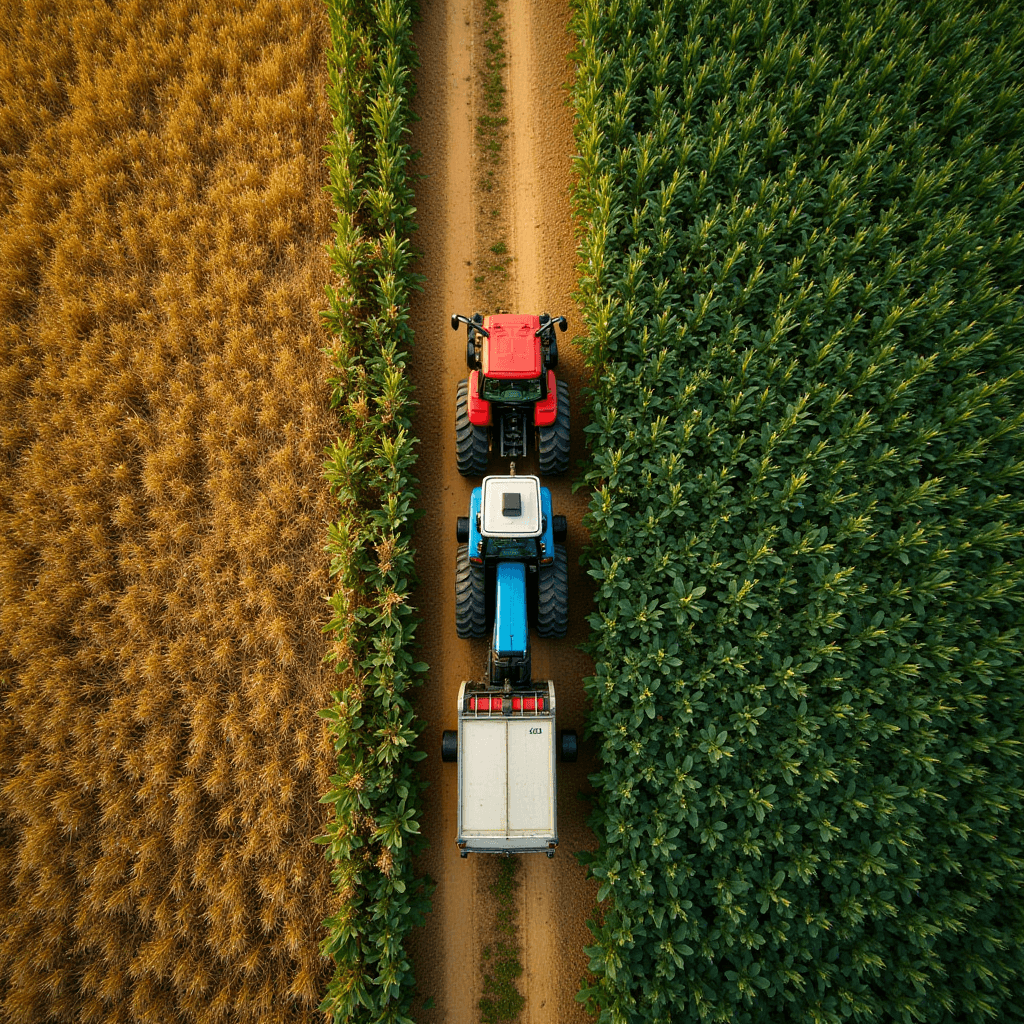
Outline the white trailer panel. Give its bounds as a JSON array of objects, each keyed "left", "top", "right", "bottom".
[
  {"left": 507, "top": 719, "right": 553, "bottom": 834},
  {"left": 461, "top": 719, "right": 508, "bottom": 834}
]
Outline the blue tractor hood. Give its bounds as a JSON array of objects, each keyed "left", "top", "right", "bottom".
[{"left": 494, "top": 561, "right": 528, "bottom": 657}]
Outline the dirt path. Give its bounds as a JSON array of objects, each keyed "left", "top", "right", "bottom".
[{"left": 407, "top": 0, "right": 597, "bottom": 1021}]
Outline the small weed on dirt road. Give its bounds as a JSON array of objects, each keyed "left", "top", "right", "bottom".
[
  {"left": 474, "top": 0, "right": 512, "bottom": 303},
  {"left": 480, "top": 860, "right": 526, "bottom": 1023}
]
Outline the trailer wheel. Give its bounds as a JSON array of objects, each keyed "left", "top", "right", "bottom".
[
  {"left": 441, "top": 730, "right": 458, "bottom": 763},
  {"left": 537, "top": 378, "right": 570, "bottom": 475},
  {"left": 560, "top": 729, "right": 578, "bottom": 763},
  {"left": 537, "top": 543, "right": 568, "bottom": 638},
  {"left": 455, "top": 546, "right": 487, "bottom": 638},
  {"left": 456, "top": 379, "right": 489, "bottom": 477}
]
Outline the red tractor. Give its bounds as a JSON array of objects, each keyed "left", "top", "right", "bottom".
[{"left": 452, "top": 312, "right": 571, "bottom": 476}]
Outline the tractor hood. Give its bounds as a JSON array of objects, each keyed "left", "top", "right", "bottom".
[
  {"left": 482, "top": 314, "right": 543, "bottom": 379},
  {"left": 494, "top": 562, "right": 528, "bottom": 657}
]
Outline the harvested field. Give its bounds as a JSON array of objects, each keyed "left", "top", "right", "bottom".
[{"left": 0, "top": 2, "right": 337, "bottom": 1020}]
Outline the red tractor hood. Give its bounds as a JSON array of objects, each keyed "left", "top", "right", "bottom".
[{"left": 482, "top": 314, "right": 542, "bottom": 379}]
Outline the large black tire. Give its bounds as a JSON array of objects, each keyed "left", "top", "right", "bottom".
[
  {"left": 537, "top": 378, "right": 570, "bottom": 475},
  {"left": 536, "top": 543, "right": 568, "bottom": 638},
  {"left": 455, "top": 545, "right": 487, "bottom": 638},
  {"left": 560, "top": 729, "right": 578, "bottom": 763},
  {"left": 456, "top": 379, "right": 488, "bottom": 477},
  {"left": 441, "top": 730, "right": 458, "bottom": 763},
  {"left": 552, "top": 515, "right": 567, "bottom": 544}
]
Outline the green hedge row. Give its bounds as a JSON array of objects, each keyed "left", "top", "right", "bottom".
[
  {"left": 316, "top": 1, "right": 430, "bottom": 1022},
  {"left": 570, "top": 0, "right": 1024, "bottom": 1021}
]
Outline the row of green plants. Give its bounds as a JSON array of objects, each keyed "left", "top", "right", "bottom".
[
  {"left": 317, "top": 1, "right": 430, "bottom": 1021},
  {"left": 570, "top": 0, "right": 1024, "bottom": 1021}
]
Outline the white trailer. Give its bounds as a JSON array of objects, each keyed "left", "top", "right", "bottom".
[{"left": 442, "top": 680, "right": 576, "bottom": 857}]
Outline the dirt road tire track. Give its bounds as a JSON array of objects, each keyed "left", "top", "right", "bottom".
[{"left": 407, "top": 0, "right": 598, "bottom": 1020}]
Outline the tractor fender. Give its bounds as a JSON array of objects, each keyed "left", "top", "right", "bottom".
[
  {"left": 468, "top": 487, "right": 484, "bottom": 562},
  {"left": 540, "top": 487, "right": 555, "bottom": 563},
  {"left": 468, "top": 370, "right": 492, "bottom": 427},
  {"left": 534, "top": 371, "right": 558, "bottom": 427}
]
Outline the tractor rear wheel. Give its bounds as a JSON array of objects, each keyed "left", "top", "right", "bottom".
[
  {"left": 538, "top": 379, "right": 570, "bottom": 475},
  {"left": 536, "top": 543, "right": 568, "bottom": 638},
  {"left": 456, "top": 379, "right": 488, "bottom": 477},
  {"left": 455, "top": 545, "right": 487, "bottom": 638}
]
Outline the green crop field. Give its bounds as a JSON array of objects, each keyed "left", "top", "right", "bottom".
[{"left": 571, "top": 0, "right": 1024, "bottom": 1021}]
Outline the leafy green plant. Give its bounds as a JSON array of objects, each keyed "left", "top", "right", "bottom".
[
  {"left": 570, "top": 0, "right": 1024, "bottom": 1021},
  {"left": 317, "top": 1, "right": 431, "bottom": 1022}
]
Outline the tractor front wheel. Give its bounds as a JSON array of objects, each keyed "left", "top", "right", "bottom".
[
  {"left": 538, "top": 379, "right": 570, "bottom": 475},
  {"left": 546, "top": 337, "right": 558, "bottom": 370},
  {"left": 552, "top": 515, "right": 567, "bottom": 543},
  {"left": 455, "top": 545, "right": 487, "bottom": 638},
  {"left": 456, "top": 379, "right": 489, "bottom": 477},
  {"left": 536, "top": 543, "right": 568, "bottom": 638}
]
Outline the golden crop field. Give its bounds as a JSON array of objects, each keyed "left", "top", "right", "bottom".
[{"left": 0, "top": 0, "right": 340, "bottom": 1020}]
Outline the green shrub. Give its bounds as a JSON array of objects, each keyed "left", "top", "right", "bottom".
[
  {"left": 317, "top": 1, "right": 431, "bottom": 1021},
  {"left": 570, "top": 0, "right": 1024, "bottom": 1021}
]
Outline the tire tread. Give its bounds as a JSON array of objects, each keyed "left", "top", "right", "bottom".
[
  {"left": 536, "top": 543, "right": 568, "bottom": 638},
  {"left": 456, "top": 379, "right": 489, "bottom": 477},
  {"left": 538, "top": 379, "right": 570, "bottom": 475},
  {"left": 455, "top": 545, "right": 487, "bottom": 638}
]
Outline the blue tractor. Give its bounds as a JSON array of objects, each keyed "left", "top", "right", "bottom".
[{"left": 454, "top": 473, "right": 568, "bottom": 683}]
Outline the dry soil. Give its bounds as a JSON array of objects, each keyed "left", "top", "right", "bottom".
[{"left": 406, "top": 0, "right": 600, "bottom": 1020}]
